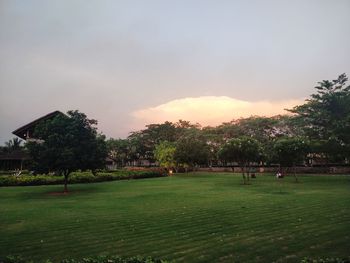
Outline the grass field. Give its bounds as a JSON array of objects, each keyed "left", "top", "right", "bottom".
[{"left": 0, "top": 173, "right": 349, "bottom": 263}]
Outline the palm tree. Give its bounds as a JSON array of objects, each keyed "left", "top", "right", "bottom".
[{"left": 5, "top": 138, "right": 23, "bottom": 152}]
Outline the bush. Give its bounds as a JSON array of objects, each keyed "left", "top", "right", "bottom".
[
  {"left": 0, "top": 170, "right": 166, "bottom": 187},
  {"left": 1, "top": 255, "right": 169, "bottom": 263},
  {"left": 301, "top": 257, "right": 350, "bottom": 263}
]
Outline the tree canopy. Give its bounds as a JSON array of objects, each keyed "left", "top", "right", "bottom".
[
  {"left": 154, "top": 141, "right": 176, "bottom": 173},
  {"left": 272, "top": 137, "right": 309, "bottom": 182},
  {"left": 0, "top": 138, "right": 23, "bottom": 154},
  {"left": 174, "top": 132, "right": 210, "bottom": 169},
  {"left": 290, "top": 73, "right": 350, "bottom": 162},
  {"left": 26, "top": 110, "right": 108, "bottom": 192},
  {"left": 6, "top": 73, "right": 347, "bottom": 180},
  {"left": 218, "top": 136, "right": 261, "bottom": 184},
  {"left": 101, "top": 73, "right": 350, "bottom": 171}
]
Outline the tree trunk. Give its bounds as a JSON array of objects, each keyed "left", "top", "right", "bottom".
[
  {"left": 64, "top": 171, "right": 69, "bottom": 193},
  {"left": 293, "top": 165, "right": 298, "bottom": 183},
  {"left": 247, "top": 163, "right": 250, "bottom": 183},
  {"left": 242, "top": 165, "right": 246, "bottom": 185}
]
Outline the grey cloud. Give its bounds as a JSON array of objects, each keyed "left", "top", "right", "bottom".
[{"left": 1, "top": 0, "right": 350, "bottom": 143}]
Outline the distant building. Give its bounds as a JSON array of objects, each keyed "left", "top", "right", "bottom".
[
  {"left": 0, "top": 150, "right": 30, "bottom": 171},
  {"left": 0, "top": 111, "right": 64, "bottom": 171}
]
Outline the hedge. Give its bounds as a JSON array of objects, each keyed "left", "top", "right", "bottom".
[
  {"left": 2, "top": 255, "right": 349, "bottom": 263},
  {"left": 0, "top": 170, "right": 166, "bottom": 187},
  {"left": 301, "top": 258, "right": 350, "bottom": 263},
  {"left": 0, "top": 255, "right": 169, "bottom": 263}
]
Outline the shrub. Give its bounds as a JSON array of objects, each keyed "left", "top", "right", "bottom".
[
  {"left": 0, "top": 169, "right": 166, "bottom": 187},
  {"left": 1, "top": 255, "right": 169, "bottom": 263},
  {"left": 300, "top": 257, "right": 350, "bottom": 263}
]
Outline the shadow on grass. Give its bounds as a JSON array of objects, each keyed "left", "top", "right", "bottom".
[
  {"left": 270, "top": 191, "right": 291, "bottom": 195},
  {"left": 16, "top": 184, "right": 100, "bottom": 200}
]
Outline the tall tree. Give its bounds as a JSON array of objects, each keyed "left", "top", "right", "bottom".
[
  {"left": 154, "top": 141, "right": 176, "bottom": 174},
  {"left": 127, "top": 120, "right": 201, "bottom": 165},
  {"left": 272, "top": 137, "right": 310, "bottom": 182},
  {"left": 213, "top": 115, "right": 302, "bottom": 164},
  {"left": 218, "top": 136, "right": 262, "bottom": 184},
  {"left": 174, "top": 131, "right": 210, "bottom": 171},
  {"left": 289, "top": 74, "right": 350, "bottom": 163},
  {"left": 106, "top": 138, "right": 129, "bottom": 167},
  {"left": 4, "top": 138, "right": 23, "bottom": 153},
  {"left": 26, "top": 110, "right": 108, "bottom": 192}
]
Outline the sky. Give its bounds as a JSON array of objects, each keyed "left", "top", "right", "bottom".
[{"left": 1, "top": 0, "right": 350, "bottom": 143}]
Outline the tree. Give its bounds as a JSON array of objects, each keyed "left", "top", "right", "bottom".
[
  {"left": 272, "top": 137, "right": 309, "bottom": 182},
  {"left": 4, "top": 138, "right": 23, "bottom": 153},
  {"left": 127, "top": 120, "right": 201, "bottom": 165},
  {"left": 154, "top": 141, "right": 176, "bottom": 174},
  {"left": 127, "top": 122, "right": 178, "bottom": 164},
  {"left": 289, "top": 74, "right": 350, "bottom": 163},
  {"left": 218, "top": 136, "right": 261, "bottom": 184},
  {"left": 26, "top": 110, "right": 108, "bottom": 192},
  {"left": 174, "top": 132, "right": 210, "bottom": 171},
  {"left": 211, "top": 115, "right": 303, "bottom": 166},
  {"left": 201, "top": 126, "right": 225, "bottom": 166},
  {"left": 0, "top": 138, "right": 27, "bottom": 173},
  {"left": 106, "top": 138, "right": 129, "bottom": 167}
]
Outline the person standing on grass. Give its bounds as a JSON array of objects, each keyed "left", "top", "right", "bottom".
[{"left": 276, "top": 171, "right": 282, "bottom": 178}]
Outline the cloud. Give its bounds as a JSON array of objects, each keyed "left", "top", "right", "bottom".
[{"left": 132, "top": 96, "right": 304, "bottom": 127}]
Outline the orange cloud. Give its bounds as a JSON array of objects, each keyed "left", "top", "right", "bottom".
[{"left": 132, "top": 96, "right": 304, "bottom": 127}]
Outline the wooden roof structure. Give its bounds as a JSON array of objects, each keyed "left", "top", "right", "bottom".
[{"left": 12, "top": 111, "right": 64, "bottom": 140}]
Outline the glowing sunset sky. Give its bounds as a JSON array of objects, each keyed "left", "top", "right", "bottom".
[{"left": 1, "top": 1, "right": 350, "bottom": 142}]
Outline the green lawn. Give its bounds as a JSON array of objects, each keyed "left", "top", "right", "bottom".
[{"left": 0, "top": 173, "right": 349, "bottom": 263}]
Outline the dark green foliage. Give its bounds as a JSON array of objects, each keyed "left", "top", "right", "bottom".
[
  {"left": 218, "top": 136, "right": 261, "bottom": 164},
  {"left": 153, "top": 141, "right": 176, "bottom": 171},
  {"left": 126, "top": 122, "right": 179, "bottom": 163},
  {"left": 290, "top": 74, "right": 350, "bottom": 162},
  {"left": 301, "top": 257, "right": 350, "bottom": 263},
  {"left": 174, "top": 132, "right": 210, "bottom": 168},
  {"left": 6, "top": 255, "right": 349, "bottom": 263},
  {"left": 0, "top": 170, "right": 166, "bottom": 187},
  {"left": 126, "top": 120, "right": 200, "bottom": 165},
  {"left": 1, "top": 255, "right": 168, "bottom": 263},
  {"left": 272, "top": 137, "right": 310, "bottom": 167},
  {"left": 0, "top": 138, "right": 27, "bottom": 171},
  {"left": 1, "top": 138, "right": 24, "bottom": 153},
  {"left": 218, "top": 136, "right": 262, "bottom": 184},
  {"left": 26, "top": 110, "right": 108, "bottom": 191},
  {"left": 106, "top": 139, "right": 130, "bottom": 167},
  {"left": 61, "top": 256, "right": 168, "bottom": 263},
  {"left": 117, "top": 74, "right": 350, "bottom": 167},
  {"left": 272, "top": 137, "right": 310, "bottom": 182}
]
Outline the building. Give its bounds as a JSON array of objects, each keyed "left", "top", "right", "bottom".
[{"left": 0, "top": 111, "right": 64, "bottom": 171}]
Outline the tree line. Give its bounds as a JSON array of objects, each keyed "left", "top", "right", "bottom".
[
  {"left": 1, "top": 74, "right": 349, "bottom": 189},
  {"left": 107, "top": 74, "right": 350, "bottom": 174}
]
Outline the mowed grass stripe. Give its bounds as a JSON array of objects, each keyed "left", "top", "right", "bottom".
[
  {"left": 0, "top": 209, "right": 344, "bottom": 253},
  {"left": 0, "top": 173, "right": 349, "bottom": 262},
  {"left": 0, "top": 210, "right": 346, "bottom": 250}
]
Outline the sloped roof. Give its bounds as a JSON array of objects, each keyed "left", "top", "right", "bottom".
[{"left": 12, "top": 111, "right": 64, "bottom": 140}]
